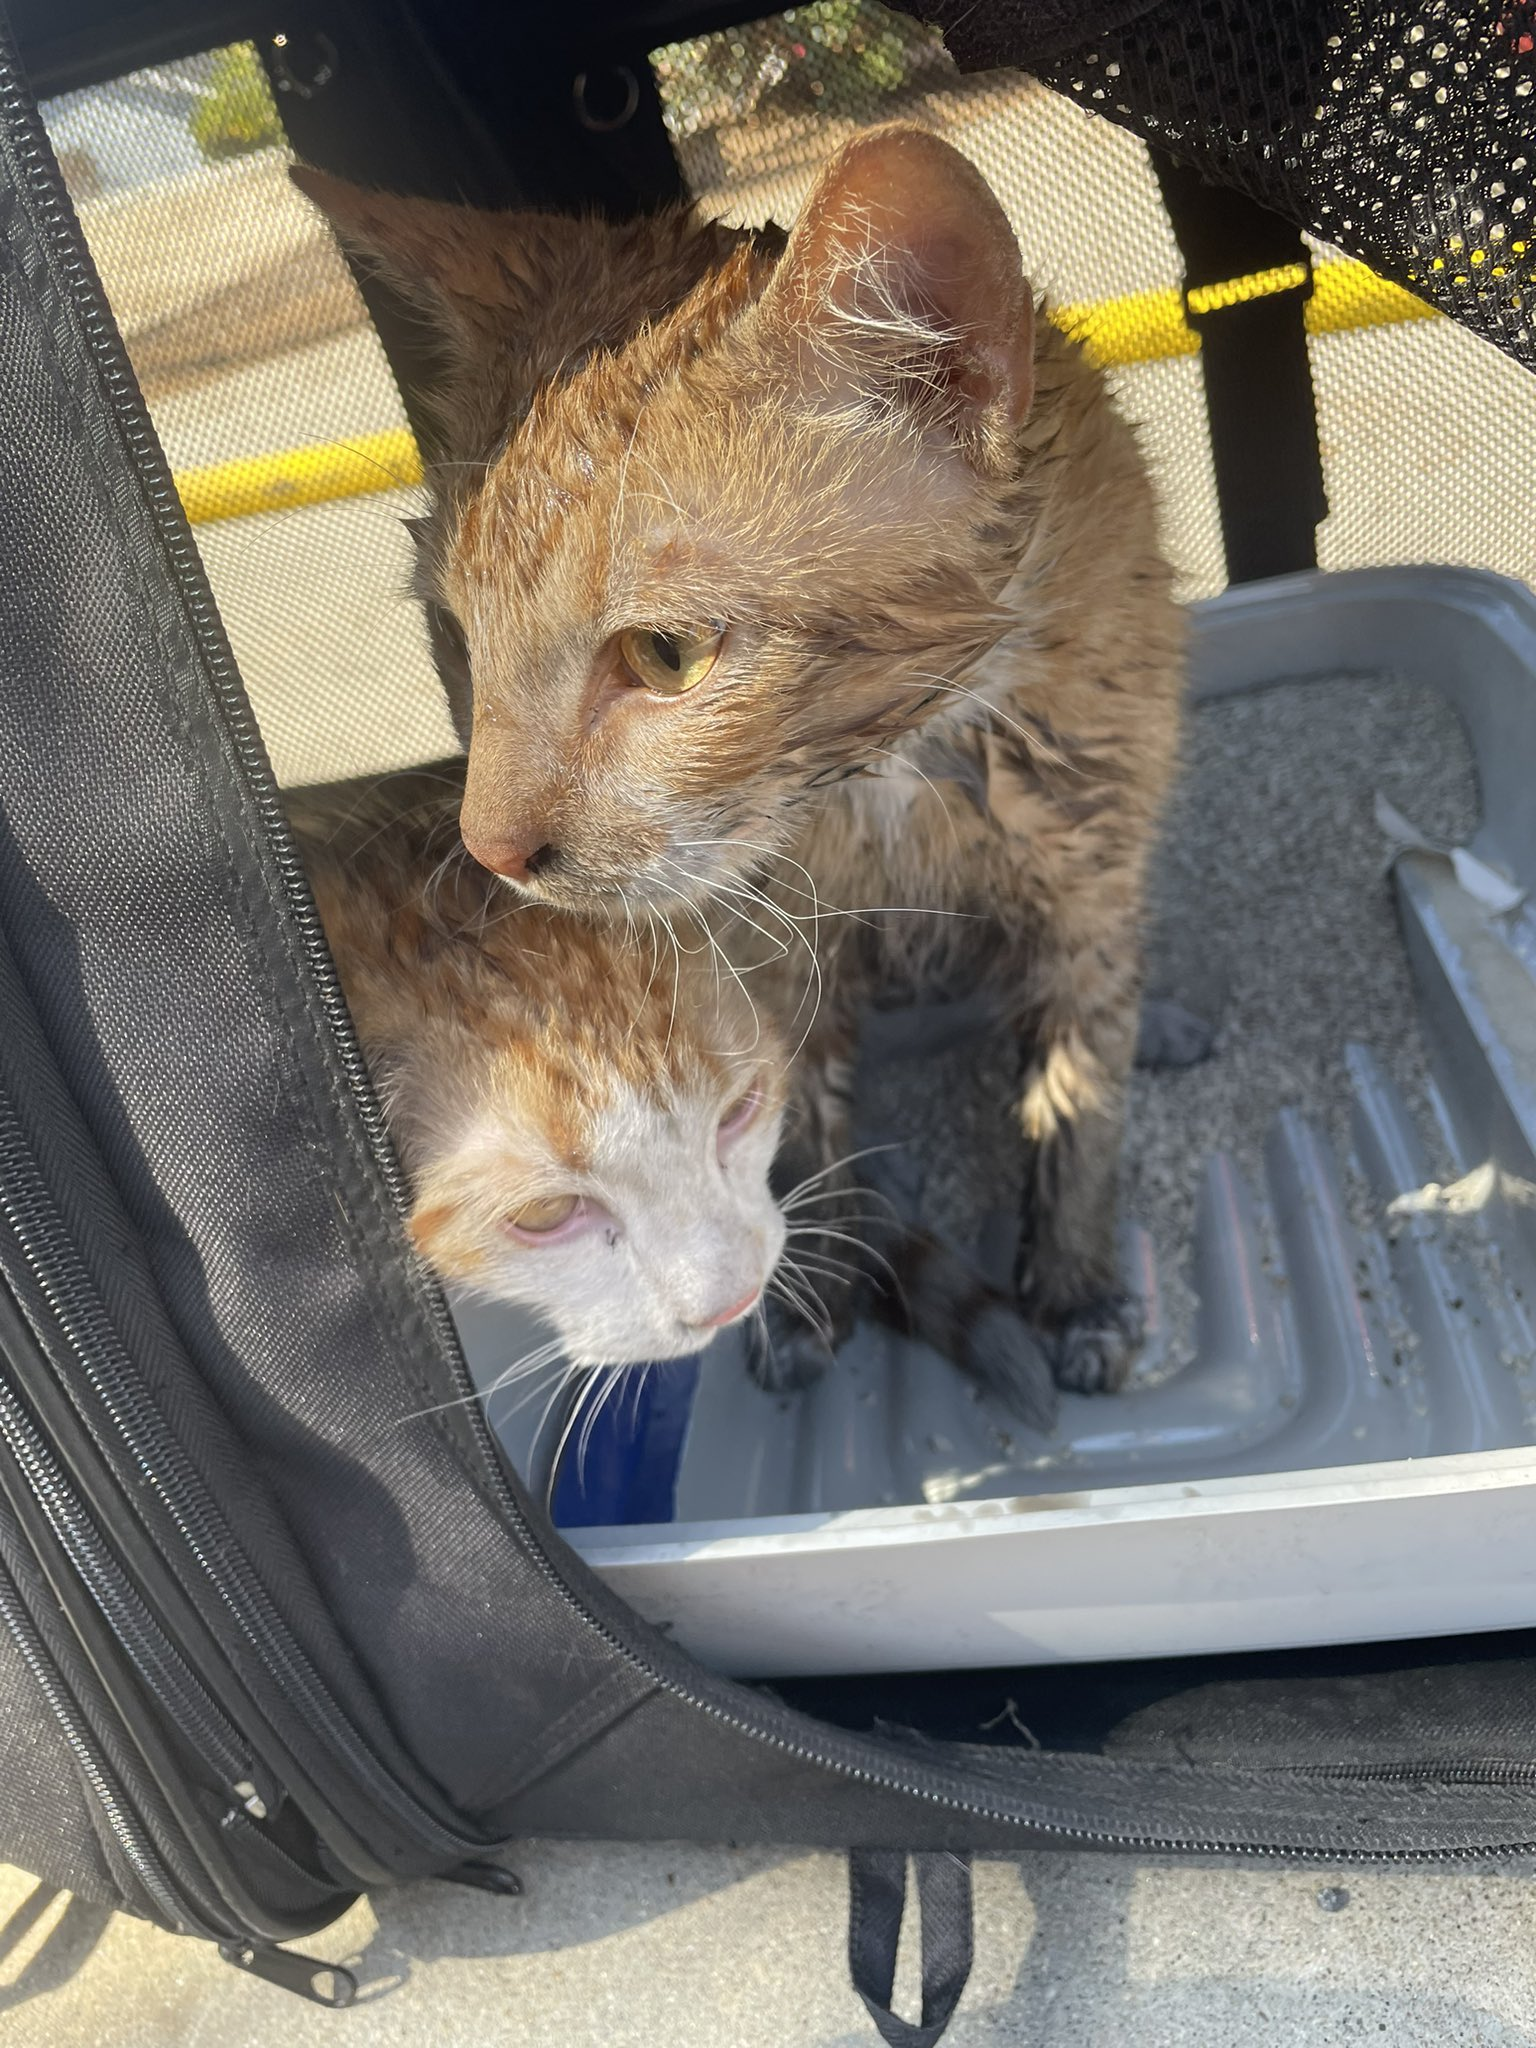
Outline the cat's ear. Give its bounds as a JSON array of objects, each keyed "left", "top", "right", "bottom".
[
  {"left": 290, "top": 165, "right": 534, "bottom": 337},
  {"left": 762, "top": 125, "right": 1034, "bottom": 457}
]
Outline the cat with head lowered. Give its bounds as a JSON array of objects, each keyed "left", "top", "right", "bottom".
[
  {"left": 290, "top": 771, "right": 784, "bottom": 1367},
  {"left": 289, "top": 768, "right": 1057, "bottom": 1427},
  {"left": 295, "top": 124, "right": 1184, "bottom": 1396}
]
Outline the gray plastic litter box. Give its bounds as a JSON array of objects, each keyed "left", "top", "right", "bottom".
[{"left": 453, "top": 565, "right": 1536, "bottom": 1679}]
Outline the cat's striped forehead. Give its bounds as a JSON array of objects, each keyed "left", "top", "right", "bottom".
[
  {"left": 450, "top": 241, "right": 771, "bottom": 602},
  {"left": 429, "top": 906, "right": 771, "bottom": 1134}
]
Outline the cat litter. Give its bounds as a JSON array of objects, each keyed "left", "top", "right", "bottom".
[{"left": 457, "top": 565, "right": 1536, "bottom": 1677}]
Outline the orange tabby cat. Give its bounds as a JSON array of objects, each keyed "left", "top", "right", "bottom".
[
  {"left": 288, "top": 766, "right": 1057, "bottom": 1426},
  {"left": 295, "top": 126, "right": 1184, "bottom": 1394},
  {"left": 289, "top": 771, "right": 785, "bottom": 1365}
]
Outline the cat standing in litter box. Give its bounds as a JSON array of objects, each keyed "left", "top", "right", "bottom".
[{"left": 295, "top": 125, "right": 1185, "bottom": 1398}]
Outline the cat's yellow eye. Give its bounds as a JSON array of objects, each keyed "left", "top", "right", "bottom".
[
  {"left": 507, "top": 1193, "right": 580, "bottom": 1235},
  {"left": 616, "top": 625, "right": 724, "bottom": 697}
]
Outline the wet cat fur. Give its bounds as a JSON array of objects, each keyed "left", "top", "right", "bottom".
[
  {"left": 294, "top": 128, "right": 1185, "bottom": 1394},
  {"left": 289, "top": 766, "right": 1057, "bottom": 1427}
]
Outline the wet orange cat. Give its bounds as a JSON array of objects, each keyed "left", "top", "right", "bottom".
[
  {"left": 289, "top": 766, "right": 1057, "bottom": 1426},
  {"left": 296, "top": 125, "right": 1185, "bottom": 1393}
]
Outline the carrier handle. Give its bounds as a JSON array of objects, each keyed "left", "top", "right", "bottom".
[{"left": 847, "top": 1848, "right": 974, "bottom": 2047}]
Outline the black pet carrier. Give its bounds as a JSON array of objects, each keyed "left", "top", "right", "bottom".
[{"left": 2, "top": 0, "right": 1536, "bottom": 2039}]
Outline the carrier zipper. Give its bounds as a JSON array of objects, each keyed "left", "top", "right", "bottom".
[
  {"left": 0, "top": 1360, "right": 257, "bottom": 1802},
  {"left": 2, "top": 1543, "right": 354, "bottom": 2000},
  {"left": 5, "top": 46, "right": 1535, "bottom": 1876},
  {"left": 0, "top": 1384, "right": 357, "bottom": 1943},
  {"left": 0, "top": 1092, "right": 474, "bottom": 1859},
  {"left": 0, "top": 1553, "right": 211, "bottom": 1935}
]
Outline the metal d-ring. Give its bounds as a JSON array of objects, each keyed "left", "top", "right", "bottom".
[{"left": 573, "top": 64, "right": 640, "bottom": 133}]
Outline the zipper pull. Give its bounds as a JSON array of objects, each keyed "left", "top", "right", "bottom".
[
  {"left": 218, "top": 1941, "right": 356, "bottom": 2007},
  {"left": 230, "top": 1778, "right": 268, "bottom": 1821}
]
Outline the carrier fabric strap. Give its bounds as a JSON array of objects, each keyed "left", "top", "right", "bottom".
[
  {"left": 1151, "top": 153, "right": 1325, "bottom": 584},
  {"left": 848, "top": 1849, "right": 974, "bottom": 2047}
]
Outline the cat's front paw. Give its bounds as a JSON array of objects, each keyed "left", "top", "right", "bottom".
[
  {"left": 1048, "top": 1291, "right": 1145, "bottom": 1395},
  {"left": 744, "top": 1307, "right": 834, "bottom": 1395}
]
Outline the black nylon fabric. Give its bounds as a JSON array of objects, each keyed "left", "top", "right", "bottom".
[
  {"left": 908, "top": 0, "right": 1536, "bottom": 371},
  {"left": 0, "top": 1572, "right": 127, "bottom": 1912},
  {"left": 0, "top": 8, "right": 657, "bottom": 1831},
  {"left": 500, "top": 1687, "right": 1536, "bottom": 1862},
  {"left": 849, "top": 1851, "right": 974, "bottom": 2048}
]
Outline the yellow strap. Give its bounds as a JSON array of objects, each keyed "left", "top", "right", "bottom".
[
  {"left": 1051, "top": 256, "right": 1438, "bottom": 371},
  {"left": 173, "top": 425, "right": 422, "bottom": 526},
  {"left": 170, "top": 258, "right": 1440, "bottom": 528}
]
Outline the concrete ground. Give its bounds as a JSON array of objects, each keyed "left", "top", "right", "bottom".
[{"left": 4, "top": 1843, "right": 1536, "bottom": 2044}]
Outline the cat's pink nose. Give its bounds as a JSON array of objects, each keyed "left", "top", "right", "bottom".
[
  {"left": 692, "top": 1288, "right": 761, "bottom": 1332},
  {"left": 462, "top": 830, "right": 555, "bottom": 884}
]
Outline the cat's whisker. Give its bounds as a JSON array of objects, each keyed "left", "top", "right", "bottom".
[
  {"left": 793, "top": 1223, "right": 900, "bottom": 1286},
  {"left": 865, "top": 744, "right": 965, "bottom": 858},
  {"left": 393, "top": 1337, "right": 564, "bottom": 1423},
  {"left": 648, "top": 882, "right": 711, "bottom": 964},
  {"left": 767, "top": 1273, "right": 830, "bottom": 1339},
  {"left": 544, "top": 1368, "right": 596, "bottom": 1506},
  {"left": 657, "top": 863, "right": 794, "bottom": 1045},
  {"left": 659, "top": 865, "right": 809, "bottom": 1052},
  {"left": 786, "top": 1251, "right": 864, "bottom": 1288},
  {"left": 680, "top": 897, "right": 764, "bottom": 1053},
  {"left": 680, "top": 841, "right": 983, "bottom": 928},
  {"left": 626, "top": 909, "right": 670, "bottom": 1043},
  {"left": 503, "top": 1354, "right": 579, "bottom": 1420},
  {"left": 705, "top": 872, "right": 826, "bottom": 1056},
  {"left": 776, "top": 1143, "right": 904, "bottom": 1208},
  {"left": 614, "top": 882, "right": 638, "bottom": 948},
  {"left": 310, "top": 769, "right": 464, "bottom": 846},
  {"left": 774, "top": 1267, "right": 837, "bottom": 1344},
  {"left": 679, "top": 842, "right": 884, "bottom": 933},
  {"left": 687, "top": 901, "right": 724, "bottom": 1005},
  {"left": 420, "top": 840, "right": 476, "bottom": 934},
  {"left": 528, "top": 1364, "right": 588, "bottom": 1477},
  {"left": 325, "top": 791, "right": 460, "bottom": 866},
  {"left": 626, "top": 1357, "right": 656, "bottom": 1431},
  {"left": 787, "top": 1212, "right": 896, "bottom": 1235},
  {"left": 676, "top": 836, "right": 820, "bottom": 901},
  {"left": 911, "top": 672, "right": 1080, "bottom": 774},
  {"left": 334, "top": 439, "right": 426, "bottom": 493},
  {"left": 780, "top": 1187, "right": 901, "bottom": 1223},
  {"left": 687, "top": 873, "right": 796, "bottom": 965},
  {"left": 770, "top": 1245, "right": 831, "bottom": 1294},
  {"left": 576, "top": 1364, "right": 628, "bottom": 1488},
  {"left": 656, "top": 911, "right": 685, "bottom": 1060},
  {"left": 471, "top": 892, "right": 533, "bottom": 939}
]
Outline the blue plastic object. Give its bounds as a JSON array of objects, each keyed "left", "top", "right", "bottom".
[{"left": 550, "top": 1356, "right": 699, "bottom": 1527}]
